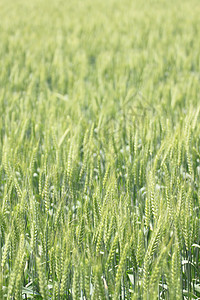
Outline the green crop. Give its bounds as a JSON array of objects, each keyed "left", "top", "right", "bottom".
[{"left": 0, "top": 0, "right": 200, "bottom": 299}]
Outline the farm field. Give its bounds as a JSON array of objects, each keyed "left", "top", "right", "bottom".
[{"left": 0, "top": 0, "right": 200, "bottom": 299}]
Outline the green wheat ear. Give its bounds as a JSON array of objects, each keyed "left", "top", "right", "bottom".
[
  {"left": 36, "top": 256, "right": 48, "bottom": 299},
  {"left": 114, "top": 242, "right": 130, "bottom": 299},
  {"left": 1, "top": 233, "right": 11, "bottom": 270},
  {"left": 72, "top": 268, "right": 80, "bottom": 300}
]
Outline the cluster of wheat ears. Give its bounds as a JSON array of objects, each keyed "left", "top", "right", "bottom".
[{"left": 0, "top": 0, "right": 200, "bottom": 299}]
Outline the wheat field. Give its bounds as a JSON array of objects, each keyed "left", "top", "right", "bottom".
[{"left": 0, "top": 0, "right": 200, "bottom": 299}]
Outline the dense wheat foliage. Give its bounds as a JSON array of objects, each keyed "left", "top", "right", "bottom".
[{"left": 0, "top": 0, "right": 200, "bottom": 299}]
